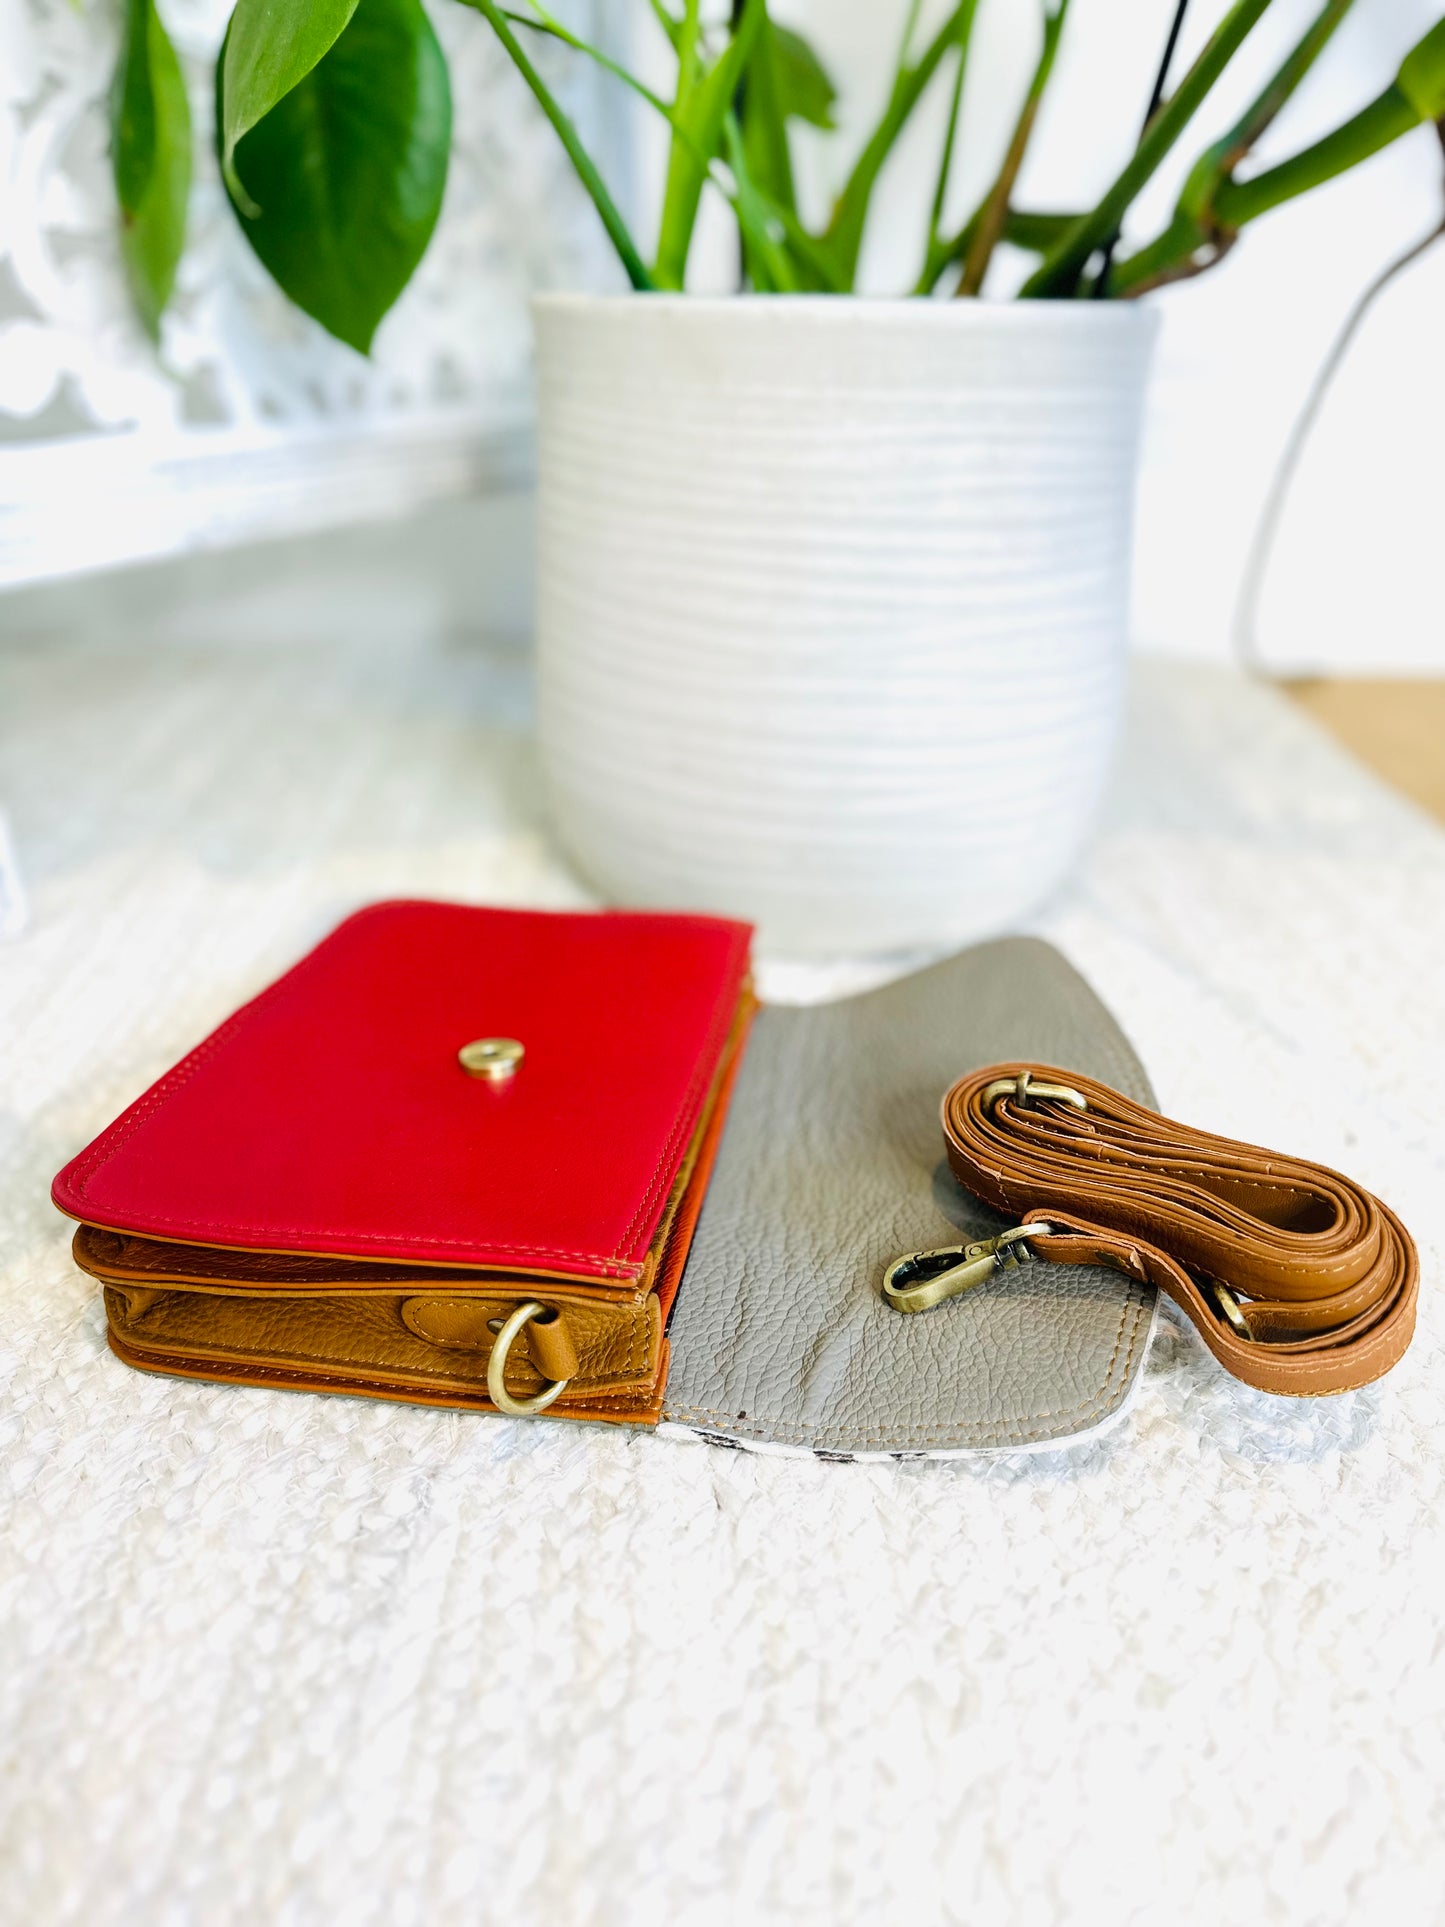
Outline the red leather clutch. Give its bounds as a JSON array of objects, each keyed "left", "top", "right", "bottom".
[{"left": 55, "top": 901, "right": 754, "bottom": 1422}]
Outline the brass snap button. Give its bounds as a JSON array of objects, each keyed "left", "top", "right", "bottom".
[{"left": 458, "top": 1036, "right": 524, "bottom": 1083}]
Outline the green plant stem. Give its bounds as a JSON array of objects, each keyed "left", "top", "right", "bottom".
[
  {"left": 917, "top": 207, "right": 1079, "bottom": 293},
  {"left": 926, "top": 37, "right": 968, "bottom": 246},
  {"left": 919, "top": 0, "right": 979, "bottom": 283},
  {"left": 501, "top": 7, "right": 680, "bottom": 128},
  {"left": 898, "top": 0, "right": 926, "bottom": 68},
  {"left": 956, "top": 0, "right": 1067, "bottom": 296},
  {"left": 916, "top": 208, "right": 979, "bottom": 292},
  {"left": 503, "top": 3, "right": 740, "bottom": 188},
  {"left": 460, "top": 0, "right": 654, "bottom": 289},
  {"left": 1108, "top": 4, "right": 1445, "bottom": 294},
  {"left": 1197, "top": 0, "right": 1354, "bottom": 185},
  {"left": 768, "top": 203, "right": 849, "bottom": 290},
  {"left": 1020, "top": 0, "right": 1273, "bottom": 297},
  {"left": 653, "top": 0, "right": 703, "bottom": 287},
  {"left": 728, "top": 149, "right": 851, "bottom": 289},
  {"left": 1215, "top": 84, "right": 1420, "bottom": 223},
  {"left": 1113, "top": 0, "right": 1353, "bottom": 290},
  {"left": 822, "top": 0, "right": 976, "bottom": 287},
  {"left": 504, "top": 3, "right": 826, "bottom": 292},
  {"left": 1111, "top": 80, "right": 1424, "bottom": 294},
  {"left": 1089, "top": 0, "right": 1194, "bottom": 297},
  {"left": 647, "top": 0, "right": 680, "bottom": 46},
  {"left": 1103, "top": 208, "right": 1214, "bottom": 294},
  {"left": 653, "top": 0, "right": 763, "bottom": 290},
  {"left": 722, "top": 112, "right": 799, "bottom": 289}
]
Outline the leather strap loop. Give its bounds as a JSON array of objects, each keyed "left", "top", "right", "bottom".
[
  {"left": 941, "top": 1064, "right": 1418, "bottom": 1397},
  {"left": 523, "top": 1306, "right": 581, "bottom": 1383}
]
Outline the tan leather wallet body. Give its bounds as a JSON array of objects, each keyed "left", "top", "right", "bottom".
[
  {"left": 53, "top": 905, "right": 1417, "bottom": 1456},
  {"left": 56, "top": 903, "right": 754, "bottom": 1429},
  {"left": 74, "top": 1034, "right": 741, "bottom": 1427}
]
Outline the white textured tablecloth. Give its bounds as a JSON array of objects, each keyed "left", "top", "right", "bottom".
[{"left": 2, "top": 626, "right": 1442, "bottom": 1925}]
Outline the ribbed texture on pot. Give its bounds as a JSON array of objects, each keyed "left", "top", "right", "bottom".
[{"left": 535, "top": 295, "right": 1157, "bottom": 957}]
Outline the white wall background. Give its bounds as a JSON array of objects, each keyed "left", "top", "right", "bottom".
[{"left": 633, "top": 0, "right": 1445, "bottom": 672}]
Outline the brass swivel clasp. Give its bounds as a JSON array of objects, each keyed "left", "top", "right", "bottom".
[{"left": 881, "top": 1223, "right": 1053, "bottom": 1315}]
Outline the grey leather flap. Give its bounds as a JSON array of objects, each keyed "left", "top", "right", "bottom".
[{"left": 662, "top": 938, "right": 1156, "bottom": 1458}]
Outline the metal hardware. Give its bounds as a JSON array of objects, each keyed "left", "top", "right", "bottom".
[
  {"left": 458, "top": 1036, "right": 524, "bottom": 1083},
  {"left": 882, "top": 1223, "right": 1055, "bottom": 1315},
  {"left": 980, "top": 1070, "right": 1087, "bottom": 1113},
  {"left": 1208, "top": 1277, "right": 1252, "bottom": 1340},
  {"left": 486, "top": 1300, "right": 571, "bottom": 1416}
]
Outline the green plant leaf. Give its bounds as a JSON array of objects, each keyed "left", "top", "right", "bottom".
[
  {"left": 111, "top": 0, "right": 191, "bottom": 339},
  {"left": 220, "top": 0, "right": 451, "bottom": 354},
  {"left": 113, "top": 0, "right": 157, "bottom": 208},
  {"left": 769, "top": 24, "right": 835, "bottom": 129},
  {"left": 1397, "top": 18, "right": 1445, "bottom": 122},
  {"left": 738, "top": 23, "right": 798, "bottom": 237},
  {"left": 219, "top": 0, "right": 359, "bottom": 194},
  {"left": 734, "top": 15, "right": 836, "bottom": 278}
]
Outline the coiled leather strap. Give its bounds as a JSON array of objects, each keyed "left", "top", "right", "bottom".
[{"left": 941, "top": 1064, "right": 1418, "bottom": 1397}]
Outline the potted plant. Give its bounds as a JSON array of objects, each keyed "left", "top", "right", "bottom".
[{"left": 113, "top": 0, "right": 1445, "bottom": 954}]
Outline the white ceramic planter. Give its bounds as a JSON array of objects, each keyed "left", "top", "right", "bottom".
[{"left": 535, "top": 294, "right": 1157, "bottom": 957}]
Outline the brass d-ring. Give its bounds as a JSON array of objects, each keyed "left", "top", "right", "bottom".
[
  {"left": 980, "top": 1072, "right": 1088, "bottom": 1113},
  {"left": 486, "top": 1301, "right": 571, "bottom": 1417},
  {"left": 1208, "top": 1277, "right": 1253, "bottom": 1341}
]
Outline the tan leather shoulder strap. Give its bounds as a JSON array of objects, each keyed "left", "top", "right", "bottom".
[{"left": 940, "top": 1064, "right": 1418, "bottom": 1397}]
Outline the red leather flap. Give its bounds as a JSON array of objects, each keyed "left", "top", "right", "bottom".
[{"left": 53, "top": 901, "right": 752, "bottom": 1281}]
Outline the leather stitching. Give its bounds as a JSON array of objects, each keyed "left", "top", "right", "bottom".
[
  {"left": 110, "top": 1282, "right": 653, "bottom": 1381},
  {"left": 110, "top": 1305, "right": 652, "bottom": 1391},
  {"left": 108, "top": 1336, "right": 662, "bottom": 1414}
]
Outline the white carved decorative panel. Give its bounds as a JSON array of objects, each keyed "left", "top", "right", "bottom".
[{"left": 0, "top": 0, "right": 630, "bottom": 583}]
